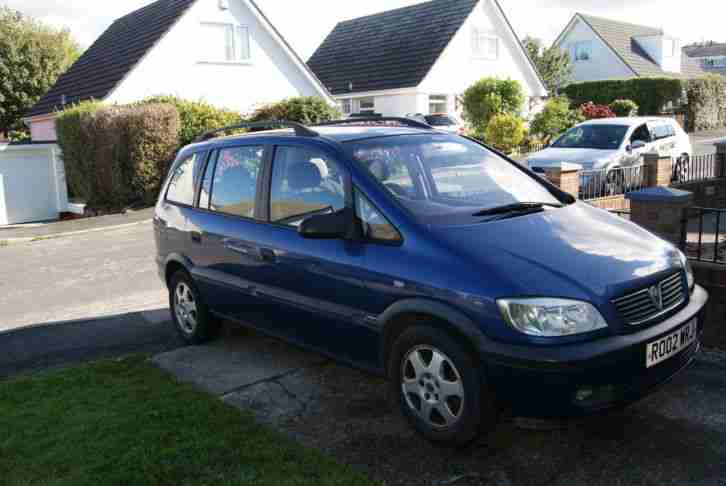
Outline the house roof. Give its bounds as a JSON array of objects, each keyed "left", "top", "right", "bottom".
[
  {"left": 562, "top": 14, "right": 705, "bottom": 79},
  {"left": 308, "top": 0, "right": 481, "bottom": 95},
  {"left": 27, "top": 0, "right": 197, "bottom": 118},
  {"left": 27, "top": 0, "right": 333, "bottom": 119},
  {"left": 684, "top": 43, "right": 726, "bottom": 58}
]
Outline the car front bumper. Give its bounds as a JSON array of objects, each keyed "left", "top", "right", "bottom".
[{"left": 481, "top": 285, "right": 708, "bottom": 418}]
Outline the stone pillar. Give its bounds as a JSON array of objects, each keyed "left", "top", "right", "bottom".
[
  {"left": 626, "top": 187, "right": 694, "bottom": 245},
  {"left": 716, "top": 139, "right": 726, "bottom": 178},
  {"left": 545, "top": 163, "right": 581, "bottom": 200},
  {"left": 643, "top": 152, "right": 673, "bottom": 187}
]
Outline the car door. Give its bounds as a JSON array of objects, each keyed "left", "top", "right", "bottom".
[
  {"left": 246, "top": 143, "right": 388, "bottom": 367},
  {"left": 185, "top": 144, "right": 283, "bottom": 329},
  {"left": 625, "top": 123, "right": 652, "bottom": 166}
]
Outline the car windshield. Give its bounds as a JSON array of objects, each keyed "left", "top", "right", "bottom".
[
  {"left": 347, "top": 134, "right": 563, "bottom": 226},
  {"left": 425, "top": 115, "right": 457, "bottom": 126},
  {"left": 553, "top": 125, "right": 629, "bottom": 150}
]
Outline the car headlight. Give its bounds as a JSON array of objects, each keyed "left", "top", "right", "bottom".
[
  {"left": 497, "top": 298, "right": 608, "bottom": 337},
  {"left": 679, "top": 251, "right": 695, "bottom": 292}
]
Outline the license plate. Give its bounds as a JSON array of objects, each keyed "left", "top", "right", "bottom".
[{"left": 646, "top": 319, "right": 697, "bottom": 368}]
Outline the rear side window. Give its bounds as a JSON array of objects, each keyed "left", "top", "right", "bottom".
[
  {"left": 166, "top": 153, "right": 201, "bottom": 206},
  {"left": 652, "top": 123, "right": 674, "bottom": 140},
  {"left": 208, "top": 146, "right": 264, "bottom": 219},
  {"left": 270, "top": 146, "right": 346, "bottom": 226}
]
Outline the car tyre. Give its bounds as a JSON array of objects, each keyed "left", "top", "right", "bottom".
[
  {"left": 169, "top": 270, "right": 220, "bottom": 345},
  {"left": 388, "top": 325, "right": 498, "bottom": 446}
]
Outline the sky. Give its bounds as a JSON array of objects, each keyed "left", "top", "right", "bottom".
[{"left": 3, "top": 0, "right": 724, "bottom": 58}]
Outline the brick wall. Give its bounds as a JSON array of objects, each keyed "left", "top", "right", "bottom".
[{"left": 588, "top": 195, "right": 630, "bottom": 211}]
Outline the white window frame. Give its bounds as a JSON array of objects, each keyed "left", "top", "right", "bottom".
[
  {"left": 472, "top": 29, "right": 499, "bottom": 60},
  {"left": 428, "top": 95, "right": 448, "bottom": 115},
  {"left": 200, "top": 22, "right": 251, "bottom": 64},
  {"left": 340, "top": 99, "right": 352, "bottom": 115},
  {"left": 357, "top": 97, "right": 376, "bottom": 114},
  {"left": 573, "top": 41, "right": 593, "bottom": 62}
]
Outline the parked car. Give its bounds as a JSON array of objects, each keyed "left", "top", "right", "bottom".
[
  {"left": 407, "top": 113, "right": 466, "bottom": 134},
  {"left": 526, "top": 117, "right": 692, "bottom": 187},
  {"left": 155, "top": 118, "right": 707, "bottom": 446}
]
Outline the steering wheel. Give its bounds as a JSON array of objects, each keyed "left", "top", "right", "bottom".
[{"left": 385, "top": 182, "right": 409, "bottom": 198}]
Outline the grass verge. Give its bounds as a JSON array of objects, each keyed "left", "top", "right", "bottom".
[{"left": 0, "top": 356, "right": 379, "bottom": 486}]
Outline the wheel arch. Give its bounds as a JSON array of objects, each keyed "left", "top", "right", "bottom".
[
  {"left": 163, "top": 253, "right": 195, "bottom": 287},
  {"left": 378, "top": 299, "right": 487, "bottom": 374}
]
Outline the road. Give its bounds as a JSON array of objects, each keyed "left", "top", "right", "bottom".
[{"left": 0, "top": 222, "right": 166, "bottom": 332}]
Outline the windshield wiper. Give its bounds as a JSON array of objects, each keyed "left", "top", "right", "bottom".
[{"left": 473, "top": 202, "right": 563, "bottom": 217}]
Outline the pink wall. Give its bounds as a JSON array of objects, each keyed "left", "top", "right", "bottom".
[{"left": 29, "top": 118, "right": 58, "bottom": 142}]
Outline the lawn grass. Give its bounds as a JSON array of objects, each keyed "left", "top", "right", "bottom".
[{"left": 0, "top": 356, "right": 379, "bottom": 486}]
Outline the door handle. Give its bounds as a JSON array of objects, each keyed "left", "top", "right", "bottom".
[{"left": 259, "top": 248, "right": 277, "bottom": 263}]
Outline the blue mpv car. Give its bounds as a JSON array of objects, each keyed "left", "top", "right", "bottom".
[{"left": 155, "top": 118, "right": 708, "bottom": 445}]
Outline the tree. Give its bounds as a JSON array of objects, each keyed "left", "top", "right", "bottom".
[
  {"left": 0, "top": 7, "right": 81, "bottom": 136},
  {"left": 522, "top": 36, "right": 572, "bottom": 94},
  {"left": 530, "top": 97, "right": 584, "bottom": 143},
  {"left": 461, "top": 77, "right": 524, "bottom": 133}
]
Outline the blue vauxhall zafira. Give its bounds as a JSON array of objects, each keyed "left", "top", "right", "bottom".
[{"left": 154, "top": 118, "right": 708, "bottom": 445}]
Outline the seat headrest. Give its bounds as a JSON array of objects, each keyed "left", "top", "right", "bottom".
[{"left": 288, "top": 162, "right": 323, "bottom": 191}]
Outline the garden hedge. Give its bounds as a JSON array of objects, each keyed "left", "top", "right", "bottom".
[
  {"left": 685, "top": 75, "right": 726, "bottom": 132},
  {"left": 56, "top": 102, "right": 180, "bottom": 210},
  {"left": 563, "top": 78, "right": 683, "bottom": 116},
  {"left": 248, "top": 96, "right": 341, "bottom": 125}
]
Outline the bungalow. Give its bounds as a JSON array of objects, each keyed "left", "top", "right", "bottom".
[
  {"left": 307, "top": 0, "right": 547, "bottom": 119},
  {"left": 23, "top": 0, "right": 334, "bottom": 142},
  {"left": 553, "top": 14, "right": 705, "bottom": 83},
  {"left": 684, "top": 42, "right": 726, "bottom": 77}
]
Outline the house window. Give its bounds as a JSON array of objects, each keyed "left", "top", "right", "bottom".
[
  {"left": 429, "top": 95, "right": 448, "bottom": 114},
  {"left": 573, "top": 41, "right": 593, "bottom": 62},
  {"left": 340, "top": 99, "right": 352, "bottom": 115},
  {"left": 200, "top": 23, "right": 250, "bottom": 62},
  {"left": 704, "top": 57, "right": 726, "bottom": 68},
  {"left": 472, "top": 29, "right": 499, "bottom": 60},
  {"left": 357, "top": 97, "right": 375, "bottom": 114}
]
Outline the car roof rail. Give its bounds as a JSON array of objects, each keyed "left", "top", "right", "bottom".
[
  {"left": 193, "top": 120, "right": 319, "bottom": 143},
  {"left": 315, "top": 117, "right": 434, "bottom": 130}
]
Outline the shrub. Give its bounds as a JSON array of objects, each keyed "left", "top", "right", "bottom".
[
  {"left": 563, "top": 78, "right": 683, "bottom": 115},
  {"left": 484, "top": 113, "right": 526, "bottom": 154},
  {"left": 462, "top": 77, "right": 525, "bottom": 132},
  {"left": 140, "top": 96, "right": 241, "bottom": 147},
  {"left": 248, "top": 96, "right": 341, "bottom": 125},
  {"left": 56, "top": 101, "right": 180, "bottom": 210},
  {"left": 609, "top": 99, "right": 639, "bottom": 117},
  {"left": 579, "top": 102, "right": 616, "bottom": 120},
  {"left": 530, "top": 97, "right": 585, "bottom": 142},
  {"left": 55, "top": 100, "right": 103, "bottom": 203},
  {"left": 685, "top": 75, "right": 726, "bottom": 131}
]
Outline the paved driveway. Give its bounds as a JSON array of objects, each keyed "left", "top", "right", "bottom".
[{"left": 690, "top": 130, "right": 726, "bottom": 156}]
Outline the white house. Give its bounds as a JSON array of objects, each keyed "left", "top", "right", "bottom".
[
  {"left": 307, "top": 0, "right": 547, "bottom": 120},
  {"left": 684, "top": 42, "right": 726, "bottom": 77},
  {"left": 23, "top": 0, "right": 334, "bottom": 142},
  {"left": 553, "top": 14, "right": 705, "bottom": 83}
]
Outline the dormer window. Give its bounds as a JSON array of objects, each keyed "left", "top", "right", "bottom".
[
  {"left": 200, "top": 22, "right": 250, "bottom": 63},
  {"left": 472, "top": 29, "right": 499, "bottom": 60}
]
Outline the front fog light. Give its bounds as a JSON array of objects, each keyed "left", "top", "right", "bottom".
[{"left": 498, "top": 298, "right": 608, "bottom": 337}]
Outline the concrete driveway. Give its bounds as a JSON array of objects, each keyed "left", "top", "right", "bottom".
[
  {"left": 155, "top": 327, "right": 726, "bottom": 486},
  {"left": 690, "top": 130, "right": 726, "bottom": 156}
]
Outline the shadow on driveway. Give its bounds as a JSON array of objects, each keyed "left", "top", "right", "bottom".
[{"left": 0, "top": 308, "right": 182, "bottom": 379}]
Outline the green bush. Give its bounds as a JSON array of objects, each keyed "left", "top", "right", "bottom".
[
  {"left": 462, "top": 78, "right": 525, "bottom": 132},
  {"left": 530, "top": 97, "right": 584, "bottom": 142},
  {"left": 56, "top": 101, "right": 180, "bottom": 210},
  {"left": 685, "top": 75, "right": 726, "bottom": 131},
  {"left": 609, "top": 99, "right": 639, "bottom": 117},
  {"left": 563, "top": 78, "right": 683, "bottom": 115},
  {"left": 248, "top": 96, "right": 341, "bottom": 124},
  {"left": 55, "top": 100, "right": 104, "bottom": 203},
  {"left": 484, "top": 113, "right": 527, "bottom": 154},
  {"left": 140, "top": 96, "right": 241, "bottom": 147}
]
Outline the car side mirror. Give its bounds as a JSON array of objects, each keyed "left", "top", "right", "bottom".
[
  {"left": 631, "top": 140, "right": 646, "bottom": 151},
  {"left": 299, "top": 208, "right": 357, "bottom": 240}
]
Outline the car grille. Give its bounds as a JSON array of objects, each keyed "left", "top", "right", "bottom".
[{"left": 613, "top": 272, "right": 687, "bottom": 326}]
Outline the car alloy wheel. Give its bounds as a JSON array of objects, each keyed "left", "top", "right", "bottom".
[
  {"left": 174, "top": 281, "right": 198, "bottom": 335},
  {"left": 401, "top": 345, "right": 466, "bottom": 429}
]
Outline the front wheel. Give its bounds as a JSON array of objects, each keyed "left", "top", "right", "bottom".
[
  {"left": 389, "top": 326, "right": 498, "bottom": 446},
  {"left": 169, "top": 270, "right": 220, "bottom": 345}
]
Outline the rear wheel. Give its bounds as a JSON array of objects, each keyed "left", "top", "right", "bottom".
[
  {"left": 169, "top": 270, "right": 219, "bottom": 344},
  {"left": 389, "top": 325, "right": 498, "bottom": 446}
]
